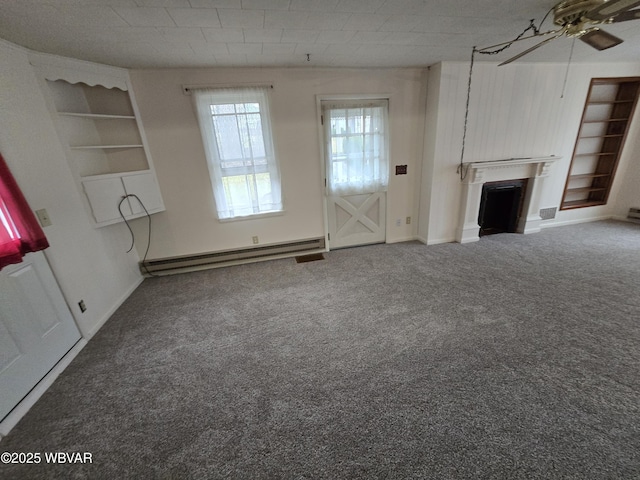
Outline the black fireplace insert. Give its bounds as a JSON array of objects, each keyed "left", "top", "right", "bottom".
[{"left": 478, "top": 179, "right": 528, "bottom": 236}]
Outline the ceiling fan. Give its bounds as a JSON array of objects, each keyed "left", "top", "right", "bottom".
[{"left": 479, "top": 0, "right": 640, "bottom": 65}]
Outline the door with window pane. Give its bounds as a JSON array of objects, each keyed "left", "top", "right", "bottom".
[{"left": 322, "top": 100, "right": 389, "bottom": 249}]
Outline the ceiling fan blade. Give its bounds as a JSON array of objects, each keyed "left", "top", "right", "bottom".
[
  {"left": 498, "top": 34, "right": 563, "bottom": 66},
  {"left": 607, "top": 8, "right": 640, "bottom": 21},
  {"left": 587, "top": 0, "right": 640, "bottom": 21},
  {"left": 579, "top": 28, "right": 624, "bottom": 50},
  {"left": 477, "top": 29, "right": 562, "bottom": 52}
]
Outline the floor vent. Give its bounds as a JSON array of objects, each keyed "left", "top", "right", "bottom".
[
  {"left": 539, "top": 207, "right": 557, "bottom": 220},
  {"left": 142, "top": 237, "right": 326, "bottom": 276},
  {"left": 628, "top": 207, "right": 640, "bottom": 224}
]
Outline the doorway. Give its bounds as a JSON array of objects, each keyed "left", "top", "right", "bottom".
[
  {"left": 0, "top": 252, "right": 81, "bottom": 422},
  {"left": 321, "top": 98, "right": 389, "bottom": 249}
]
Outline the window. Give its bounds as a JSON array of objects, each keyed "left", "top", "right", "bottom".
[
  {"left": 193, "top": 87, "right": 282, "bottom": 219},
  {"left": 322, "top": 99, "right": 389, "bottom": 196}
]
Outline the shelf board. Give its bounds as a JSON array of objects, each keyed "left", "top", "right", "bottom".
[
  {"left": 583, "top": 118, "right": 628, "bottom": 123},
  {"left": 566, "top": 187, "right": 607, "bottom": 194},
  {"left": 561, "top": 199, "right": 606, "bottom": 209},
  {"left": 80, "top": 169, "right": 152, "bottom": 182},
  {"left": 574, "top": 152, "right": 616, "bottom": 158},
  {"left": 59, "top": 112, "right": 136, "bottom": 120},
  {"left": 588, "top": 100, "right": 634, "bottom": 105},
  {"left": 568, "top": 173, "right": 610, "bottom": 180},
  {"left": 70, "top": 144, "right": 144, "bottom": 150},
  {"left": 578, "top": 134, "right": 623, "bottom": 139}
]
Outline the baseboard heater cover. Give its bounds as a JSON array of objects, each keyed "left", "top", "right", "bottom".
[{"left": 141, "top": 237, "right": 326, "bottom": 275}]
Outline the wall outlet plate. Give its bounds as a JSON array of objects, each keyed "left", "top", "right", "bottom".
[{"left": 35, "top": 208, "right": 52, "bottom": 227}]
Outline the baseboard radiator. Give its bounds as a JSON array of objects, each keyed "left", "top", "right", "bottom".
[
  {"left": 628, "top": 207, "right": 640, "bottom": 224},
  {"left": 141, "top": 237, "right": 326, "bottom": 276}
]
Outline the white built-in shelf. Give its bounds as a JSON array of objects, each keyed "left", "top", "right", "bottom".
[{"left": 44, "top": 76, "right": 165, "bottom": 227}]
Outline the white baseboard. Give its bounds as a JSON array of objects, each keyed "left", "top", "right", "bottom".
[
  {"left": 86, "top": 276, "right": 144, "bottom": 339},
  {"left": 400, "top": 235, "right": 455, "bottom": 246},
  {"left": 0, "top": 339, "right": 88, "bottom": 438},
  {"left": 540, "top": 215, "right": 613, "bottom": 229},
  {"left": 426, "top": 237, "right": 456, "bottom": 245},
  {"left": 386, "top": 236, "right": 418, "bottom": 244},
  {"left": 612, "top": 215, "right": 640, "bottom": 224}
]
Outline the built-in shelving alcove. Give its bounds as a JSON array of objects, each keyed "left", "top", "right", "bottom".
[
  {"left": 32, "top": 55, "right": 165, "bottom": 227},
  {"left": 561, "top": 77, "right": 640, "bottom": 210}
]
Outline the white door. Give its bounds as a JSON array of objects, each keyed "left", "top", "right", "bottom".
[
  {"left": 326, "top": 192, "right": 386, "bottom": 249},
  {"left": 0, "top": 252, "right": 81, "bottom": 421},
  {"left": 322, "top": 99, "right": 389, "bottom": 249}
]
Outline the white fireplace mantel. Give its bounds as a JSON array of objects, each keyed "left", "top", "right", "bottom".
[{"left": 456, "top": 156, "right": 560, "bottom": 243}]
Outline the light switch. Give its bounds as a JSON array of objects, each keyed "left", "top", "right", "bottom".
[{"left": 35, "top": 208, "right": 52, "bottom": 227}]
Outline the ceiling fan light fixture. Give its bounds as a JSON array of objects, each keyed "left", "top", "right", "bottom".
[{"left": 579, "top": 27, "right": 624, "bottom": 49}]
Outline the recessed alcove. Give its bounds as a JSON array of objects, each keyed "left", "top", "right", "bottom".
[{"left": 456, "top": 156, "right": 560, "bottom": 243}]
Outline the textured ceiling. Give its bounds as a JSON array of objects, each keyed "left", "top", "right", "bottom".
[{"left": 1, "top": 0, "right": 639, "bottom": 69}]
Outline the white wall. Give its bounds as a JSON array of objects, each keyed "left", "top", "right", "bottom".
[
  {"left": 417, "top": 62, "right": 442, "bottom": 244},
  {"left": 0, "top": 40, "right": 143, "bottom": 337},
  {"left": 421, "top": 61, "right": 640, "bottom": 244},
  {"left": 612, "top": 106, "right": 640, "bottom": 218},
  {"left": 129, "top": 67, "right": 427, "bottom": 259}
]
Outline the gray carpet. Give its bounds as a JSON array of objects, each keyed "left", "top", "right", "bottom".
[{"left": 1, "top": 220, "right": 639, "bottom": 479}]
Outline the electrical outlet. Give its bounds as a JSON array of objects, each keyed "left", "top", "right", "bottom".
[
  {"left": 78, "top": 300, "right": 87, "bottom": 313},
  {"left": 395, "top": 219, "right": 401, "bottom": 227},
  {"left": 35, "top": 208, "right": 52, "bottom": 227},
  {"left": 406, "top": 216, "right": 411, "bottom": 225},
  {"left": 252, "top": 236, "right": 259, "bottom": 244}
]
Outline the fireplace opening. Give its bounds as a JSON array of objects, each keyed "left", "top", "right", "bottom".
[{"left": 478, "top": 179, "right": 528, "bottom": 237}]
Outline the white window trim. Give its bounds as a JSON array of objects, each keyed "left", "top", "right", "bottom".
[
  {"left": 193, "top": 86, "right": 283, "bottom": 220},
  {"left": 217, "top": 210, "right": 285, "bottom": 223}
]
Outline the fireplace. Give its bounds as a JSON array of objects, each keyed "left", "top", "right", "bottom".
[
  {"left": 478, "top": 179, "right": 528, "bottom": 236},
  {"left": 456, "top": 156, "right": 560, "bottom": 243}
]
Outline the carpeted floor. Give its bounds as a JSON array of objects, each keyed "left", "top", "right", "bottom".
[{"left": 1, "top": 220, "right": 639, "bottom": 479}]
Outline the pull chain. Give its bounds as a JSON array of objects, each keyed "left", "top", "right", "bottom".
[{"left": 458, "top": 47, "right": 476, "bottom": 181}]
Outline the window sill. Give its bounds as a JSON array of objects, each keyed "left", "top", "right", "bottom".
[{"left": 218, "top": 210, "right": 285, "bottom": 223}]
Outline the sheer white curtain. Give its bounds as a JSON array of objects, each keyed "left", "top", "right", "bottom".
[
  {"left": 323, "top": 99, "right": 389, "bottom": 196},
  {"left": 193, "top": 86, "right": 282, "bottom": 219}
]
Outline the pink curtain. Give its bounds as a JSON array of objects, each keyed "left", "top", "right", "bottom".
[{"left": 0, "top": 153, "right": 49, "bottom": 270}]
